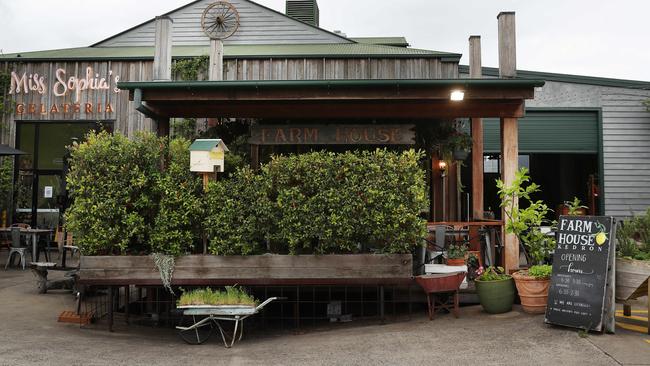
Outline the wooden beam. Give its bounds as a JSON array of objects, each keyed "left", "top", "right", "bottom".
[
  {"left": 137, "top": 85, "right": 536, "bottom": 102},
  {"left": 469, "top": 36, "right": 482, "bottom": 79},
  {"left": 153, "top": 16, "right": 173, "bottom": 81},
  {"left": 209, "top": 39, "right": 224, "bottom": 81},
  {"left": 498, "top": 12, "right": 517, "bottom": 78},
  {"left": 501, "top": 117, "right": 519, "bottom": 272},
  {"left": 470, "top": 35, "right": 484, "bottom": 220},
  {"left": 147, "top": 99, "right": 526, "bottom": 119}
]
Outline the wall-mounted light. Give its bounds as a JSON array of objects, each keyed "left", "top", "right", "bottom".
[
  {"left": 438, "top": 160, "right": 447, "bottom": 178},
  {"left": 450, "top": 90, "right": 465, "bottom": 101}
]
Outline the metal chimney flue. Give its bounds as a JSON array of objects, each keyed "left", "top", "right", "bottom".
[
  {"left": 153, "top": 16, "right": 173, "bottom": 81},
  {"left": 497, "top": 12, "right": 516, "bottom": 79}
]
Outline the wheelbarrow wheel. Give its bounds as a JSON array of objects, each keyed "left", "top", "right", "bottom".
[{"left": 178, "top": 315, "right": 213, "bottom": 345}]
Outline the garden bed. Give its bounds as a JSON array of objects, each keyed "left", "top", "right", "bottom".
[
  {"left": 615, "top": 257, "right": 650, "bottom": 302},
  {"left": 77, "top": 254, "right": 414, "bottom": 286}
]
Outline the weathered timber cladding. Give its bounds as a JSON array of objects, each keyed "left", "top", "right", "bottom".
[
  {"left": 95, "top": 0, "right": 350, "bottom": 47},
  {"left": 0, "top": 60, "right": 155, "bottom": 144},
  {"left": 1, "top": 56, "right": 458, "bottom": 148},
  {"left": 222, "top": 58, "right": 457, "bottom": 80},
  {"left": 78, "top": 254, "right": 414, "bottom": 285}
]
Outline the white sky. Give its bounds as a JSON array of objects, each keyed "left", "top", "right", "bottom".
[{"left": 1, "top": 0, "right": 649, "bottom": 81}]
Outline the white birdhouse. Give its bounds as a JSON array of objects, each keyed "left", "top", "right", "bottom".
[{"left": 189, "top": 139, "right": 229, "bottom": 173}]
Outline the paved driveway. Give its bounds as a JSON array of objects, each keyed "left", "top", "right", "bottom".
[{"left": 0, "top": 253, "right": 648, "bottom": 366}]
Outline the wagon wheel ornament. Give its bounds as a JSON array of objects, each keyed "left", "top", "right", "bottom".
[{"left": 201, "top": 1, "right": 240, "bottom": 40}]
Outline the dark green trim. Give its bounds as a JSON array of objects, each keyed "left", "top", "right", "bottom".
[
  {"left": 596, "top": 108, "right": 605, "bottom": 216},
  {"left": 0, "top": 53, "right": 461, "bottom": 62},
  {"left": 459, "top": 65, "right": 650, "bottom": 90},
  {"left": 117, "top": 78, "right": 545, "bottom": 90}
]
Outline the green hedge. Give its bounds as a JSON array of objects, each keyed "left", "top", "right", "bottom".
[
  {"left": 65, "top": 131, "right": 202, "bottom": 256},
  {"left": 206, "top": 149, "right": 427, "bottom": 255}
]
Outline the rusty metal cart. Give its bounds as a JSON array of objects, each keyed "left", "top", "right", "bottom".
[
  {"left": 415, "top": 272, "right": 466, "bottom": 320},
  {"left": 176, "top": 296, "right": 285, "bottom": 347}
]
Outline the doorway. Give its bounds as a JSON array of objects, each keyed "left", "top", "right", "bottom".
[{"left": 14, "top": 121, "right": 113, "bottom": 228}]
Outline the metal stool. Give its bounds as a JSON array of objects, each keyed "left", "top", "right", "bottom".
[{"left": 5, "top": 227, "right": 32, "bottom": 270}]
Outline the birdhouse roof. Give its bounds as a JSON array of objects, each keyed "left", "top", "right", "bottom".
[{"left": 189, "top": 139, "right": 229, "bottom": 152}]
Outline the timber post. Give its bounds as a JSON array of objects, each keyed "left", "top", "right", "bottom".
[
  {"left": 153, "top": 15, "right": 173, "bottom": 136},
  {"left": 498, "top": 12, "right": 520, "bottom": 272},
  {"left": 469, "top": 35, "right": 484, "bottom": 220}
]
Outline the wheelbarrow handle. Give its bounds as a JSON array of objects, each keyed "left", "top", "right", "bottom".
[{"left": 255, "top": 296, "right": 288, "bottom": 311}]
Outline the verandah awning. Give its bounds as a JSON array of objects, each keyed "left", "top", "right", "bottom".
[{"left": 118, "top": 79, "right": 544, "bottom": 120}]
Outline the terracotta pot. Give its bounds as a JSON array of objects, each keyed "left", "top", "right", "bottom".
[
  {"left": 512, "top": 271, "right": 550, "bottom": 314},
  {"left": 446, "top": 258, "right": 465, "bottom": 266}
]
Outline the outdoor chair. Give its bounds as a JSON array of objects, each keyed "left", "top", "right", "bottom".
[
  {"left": 34, "top": 233, "right": 53, "bottom": 262},
  {"left": 5, "top": 227, "right": 32, "bottom": 270}
]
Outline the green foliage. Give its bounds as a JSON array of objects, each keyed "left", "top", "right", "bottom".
[
  {"left": 172, "top": 55, "right": 209, "bottom": 81},
  {"left": 0, "top": 157, "right": 13, "bottom": 211},
  {"left": 178, "top": 286, "right": 257, "bottom": 306},
  {"left": 149, "top": 139, "right": 203, "bottom": 256},
  {"left": 204, "top": 167, "right": 275, "bottom": 255},
  {"left": 644, "top": 99, "right": 650, "bottom": 112},
  {"left": 171, "top": 118, "right": 197, "bottom": 140},
  {"left": 476, "top": 266, "right": 511, "bottom": 281},
  {"left": 206, "top": 149, "right": 428, "bottom": 255},
  {"left": 497, "top": 167, "right": 555, "bottom": 264},
  {"left": 527, "top": 264, "right": 553, "bottom": 279},
  {"left": 65, "top": 131, "right": 202, "bottom": 255},
  {"left": 447, "top": 243, "right": 467, "bottom": 259},
  {"left": 0, "top": 70, "right": 13, "bottom": 117},
  {"left": 564, "top": 197, "right": 588, "bottom": 216},
  {"left": 617, "top": 208, "right": 650, "bottom": 261}
]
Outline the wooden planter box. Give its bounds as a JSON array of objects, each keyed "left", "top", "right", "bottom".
[
  {"left": 615, "top": 257, "right": 650, "bottom": 302},
  {"left": 78, "top": 254, "right": 414, "bottom": 286}
]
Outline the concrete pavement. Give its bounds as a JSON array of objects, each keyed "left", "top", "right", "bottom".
[{"left": 0, "top": 252, "right": 648, "bottom": 366}]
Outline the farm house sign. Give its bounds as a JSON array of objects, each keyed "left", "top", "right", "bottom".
[
  {"left": 250, "top": 124, "right": 416, "bottom": 145},
  {"left": 8, "top": 67, "right": 121, "bottom": 116}
]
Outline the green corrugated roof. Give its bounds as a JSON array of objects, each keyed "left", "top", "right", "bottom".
[
  {"left": 0, "top": 44, "right": 460, "bottom": 61},
  {"left": 350, "top": 37, "right": 410, "bottom": 47},
  {"left": 458, "top": 65, "right": 650, "bottom": 90},
  {"left": 189, "top": 139, "right": 226, "bottom": 151},
  {"left": 118, "top": 79, "right": 545, "bottom": 90}
]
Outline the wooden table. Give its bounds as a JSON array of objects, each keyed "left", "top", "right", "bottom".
[{"left": 0, "top": 228, "right": 54, "bottom": 261}]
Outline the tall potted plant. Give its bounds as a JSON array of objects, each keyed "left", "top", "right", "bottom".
[
  {"left": 474, "top": 266, "right": 515, "bottom": 314},
  {"left": 497, "top": 168, "right": 556, "bottom": 314}
]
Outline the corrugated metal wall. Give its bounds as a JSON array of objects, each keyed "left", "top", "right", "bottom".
[
  {"left": 96, "top": 0, "right": 349, "bottom": 47},
  {"left": 482, "top": 111, "right": 599, "bottom": 153},
  {"left": 601, "top": 89, "right": 650, "bottom": 217}
]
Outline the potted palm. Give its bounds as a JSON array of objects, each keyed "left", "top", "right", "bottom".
[
  {"left": 497, "top": 168, "right": 556, "bottom": 314},
  {"left": 474, "top": 266, "right": 515, "bottom": 314}
]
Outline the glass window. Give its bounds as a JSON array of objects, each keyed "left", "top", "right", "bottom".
[
  {"left": 37, "top": 123, "right": 97, "bottom": 170},
  {"left": 17, "top": 123, "right": 35, "bottom": 170}
]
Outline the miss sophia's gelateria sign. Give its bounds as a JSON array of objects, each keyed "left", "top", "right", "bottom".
[{"left": 8, "top": 67, "right": 121, "bottom": 116}]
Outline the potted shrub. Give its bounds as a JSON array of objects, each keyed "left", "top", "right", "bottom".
[
  {"left": 497, "top": 168, "right": 556, "bottom": 314},
  {"left": 474, "top": 266, "right": 515, "bottom": 314},
  {"left": 446, "top": 243, "right": 467, "bottom": 266},
  {"left": 557, "top": 196, "right": 588, "bottom": 217},
  {"left": 447, "top": 131, "right": 472, "bottom": 161},
  {"left": 615, "top": 209, "right": 650, "bottom": 305}
]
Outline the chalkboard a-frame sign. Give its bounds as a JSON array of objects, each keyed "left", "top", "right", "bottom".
[{"left": 545, "top": 216, "right": 616, "bottom": 332}]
